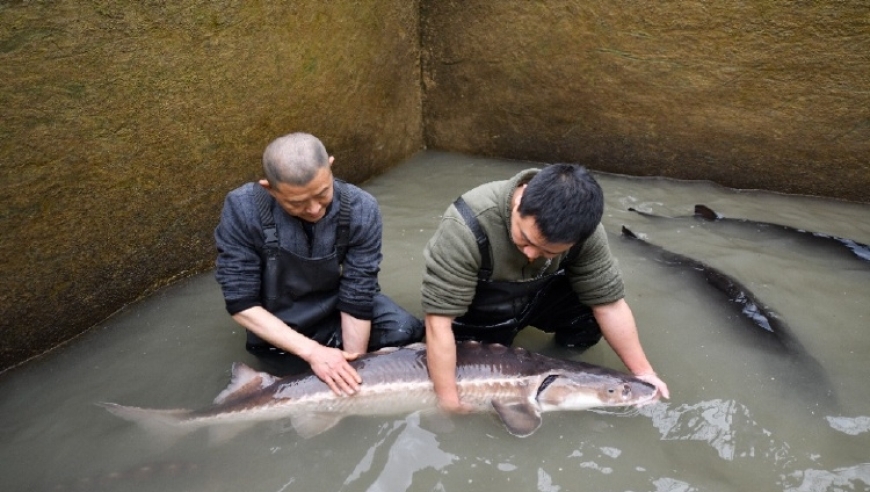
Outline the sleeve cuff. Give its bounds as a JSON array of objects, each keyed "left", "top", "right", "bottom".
[
  {"left": 225, "top": 298, "right": 261, "bottom": 316},
  {"left": 337, "top": 299, "right": 374, "bottom": 321}
]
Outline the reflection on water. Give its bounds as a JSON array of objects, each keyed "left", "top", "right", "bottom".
[
  {"left": 826, "top": 416, "right": 870, "bottom": 436},
  {"left": 345, "top": 413, "right": 457, "bottom": 491},
  {"left": 785, "top": 463, "right": 870, "bottom": 492},
  {"left": 644, "top": 400, "right": 756, "bottom": 461},
  {"left": 1, "top": 151, "right": 869, "bottom": 491}
]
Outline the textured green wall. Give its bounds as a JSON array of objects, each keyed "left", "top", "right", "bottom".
[
  {"left": 0, "top": 1, "right": 422, "bottom": 370},
  {"left": 3, "top": 0, "right": 868, "bottom": 371},
  {"left": 421, "top": 0, "right": 870, "bottom": 202}
]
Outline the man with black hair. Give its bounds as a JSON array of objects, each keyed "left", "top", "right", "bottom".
[
  {"left": 215, "top": 132, "right": 423, "bottom": 397},
  {"left": 421, "top": 164, "right": 669, "bottom": 412}
]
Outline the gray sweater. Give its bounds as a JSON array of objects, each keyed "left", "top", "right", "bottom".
[
  {"left": 215, "top": 180, "right": 383, "bottom": 320},
  {"left": 421, "top": 169, "right": 625, "bottom": 317}
]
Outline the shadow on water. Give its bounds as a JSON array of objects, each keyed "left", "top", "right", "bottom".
[{"left": 2, "top": 151, "right": 869, "bottom": 491}]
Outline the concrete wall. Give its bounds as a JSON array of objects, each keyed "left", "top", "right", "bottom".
[
  {"left": 3, "top": 0, "right": 868, "bottom": 371},
  {"left": 421, "top": 0, "right": 870, "bottom": 202},
  {"left": 0, "top": 1, "right": 422, "bottom": 370}
]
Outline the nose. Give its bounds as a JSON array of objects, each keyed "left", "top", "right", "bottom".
[
  {"left": 523, "top": 246, "right": 540, "bottom": 261},
  {"left": 305, "top": 201, "right": 322, "bottom": 216}
]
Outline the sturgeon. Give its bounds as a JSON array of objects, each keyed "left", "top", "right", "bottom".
[
  {"left": 621, "top": 225, "right": 789, "bottom": 338},
  {"left": 694, "top": 204, "right": 870, "bottom": 263},
  {"left": 629, "top": 204, "right": 870, "bottom": 264},
  {"left": 101, "top": 342, "right": 657, "bottom": 438},
  {"left": 620, "top": 226, "right": 837, "bottom": 407}
]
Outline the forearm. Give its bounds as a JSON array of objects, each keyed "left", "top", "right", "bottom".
[
  {"left": 424, "top": 314, "right": 461, "bottom": 405},
  {"left": 234, "top": 306, "right": 365, "bottom": 395},
  {"left": 592, "top": 299, "right": 654, "bottom": 375},
  {"left": 231, "top": 306, "right": 320, "bottom": 362},
  {"left": 340, "top": 312, "right": 371, "bottom": 354}
]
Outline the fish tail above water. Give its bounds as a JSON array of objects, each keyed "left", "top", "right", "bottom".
[
  {"left": 98, "top": 362, "right": 281, "bottom": 442},
  {"left": 693, "top": 204, "right": 723, "bottom": 221},
  {"left": 99, "top": 403, "right": 192, "bottom": 435}
]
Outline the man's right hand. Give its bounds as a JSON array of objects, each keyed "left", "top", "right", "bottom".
[
  {"left": 425, "top": 314, "right": 476, "bottom": 414},
  {"left": 232, "top": 307, "right": 364, "bottom": 397},
  {"left": 436, "top": 393, "right": 475, "bottom": 414},
  {"left": 306, "top": 345, "right": 362, "bottom": 397}
]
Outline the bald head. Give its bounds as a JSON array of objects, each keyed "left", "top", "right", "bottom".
[{"left": 262, "top": 133, "right": 330, "bottom": 186}]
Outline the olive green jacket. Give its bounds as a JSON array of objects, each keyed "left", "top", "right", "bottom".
[{"left": 421, "top": 169, "right": 625, "bottom": 317}]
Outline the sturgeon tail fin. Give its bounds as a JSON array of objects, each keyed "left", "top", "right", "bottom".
[{"left": 98, "top": 402, "right": 194, "bottom": 437}]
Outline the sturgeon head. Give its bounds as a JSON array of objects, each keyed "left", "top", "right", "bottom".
[
  {"left": 458, "top": 344, "right": 659, "bottom": 437},
  {"left": 534, "top": 368, "right": 659, "bottom": 412}
]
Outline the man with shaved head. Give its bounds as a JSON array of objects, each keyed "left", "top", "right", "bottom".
[{"left": 215, "top": 132, "right": 423, "bottom": 396}]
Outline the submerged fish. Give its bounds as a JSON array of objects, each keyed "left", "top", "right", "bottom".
[
  {"left": 694, "top": 204, "right": 870, "bottom": 263},
  {"left": 621, "top": 225, "right": 788, "bottom": 339},
  {"left": 629, "top": 204, "right": 870, "bottom": 264},
  {"left": 43, "top": 460, "right": 201, "bottom": 492},
  {"left": 101, "top": 342, "right": 658, "bottom": 439},
  {"left": 620, "top": 226, "right": 836, "bottom": 406}
]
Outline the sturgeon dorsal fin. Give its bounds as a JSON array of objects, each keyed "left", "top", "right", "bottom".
[
  {"left": 290, "top": 412, "right": 345, "bottom": 439},
  {"left": 694, "top": 204, "right": 720, "bottom": 221},
  {"left": 491, "top": 398, "right": 543, "bottom": 438},
  {"left": 214, "top": 363, "right": 278, "bottom": 405}
]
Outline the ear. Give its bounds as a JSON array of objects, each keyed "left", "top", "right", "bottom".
[
  {"left": 513, "top": 184, "right": 526, "bottom": 210},
  {"left": 258, "top": 179, "right": 271, "bottom": 191},
  {"left": 327, "top": 156, "right": 335, "bottom": 168}
]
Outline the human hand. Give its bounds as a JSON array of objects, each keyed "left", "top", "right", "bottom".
[
  {"left": 307, "top": 346, "right": 362, "bottom": 397},
  {"left": 636, "top": 372, "right": 669, "bottom": 400},
  {"left": 436, "top": 394, "right": 475, "bottom": 414}
]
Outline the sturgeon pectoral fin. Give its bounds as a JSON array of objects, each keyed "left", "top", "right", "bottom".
[
  {"left": 491, "top": 398, "right": 543, "bottom": 438},
  {"left": 290, "top": 412, "right": 345, "bottom": 439}
]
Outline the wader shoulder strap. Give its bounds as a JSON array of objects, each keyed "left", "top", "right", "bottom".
[
  {"left": 335, "top": 180, "right": 351, "bottom": 263},
  {"left": 253, "top": 185, "right": 279, "bottom": 249},
  {"left": 453, "top": 197, "right": 493, "bottom": 281}
]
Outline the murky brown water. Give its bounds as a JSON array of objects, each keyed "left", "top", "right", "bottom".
[{"left": 2, "top": 151, "right": 868, "bottom": 491}]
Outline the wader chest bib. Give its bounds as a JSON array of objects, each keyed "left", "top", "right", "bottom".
[
  {"left": 250, "top": 181, "right": 350, "bottom": 345},
  {"left": 452, "top": 197, "right": 580, "bottom": 337}
]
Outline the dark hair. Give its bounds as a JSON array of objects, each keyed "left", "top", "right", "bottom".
[{"left": 518, "top": 164, "right": 604, "bottom": 244}]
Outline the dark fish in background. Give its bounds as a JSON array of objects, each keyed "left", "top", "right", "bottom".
[
  {"left": 693, "top": 204, "right": 870, "bottom": 263},
  {"left": 621, "top": 226, "right": 788, "bottom": 341},
  {"left": 620, "top": 226, "right": 836, "bottom": 406},
  {"left": 628, "top": 205, "right": 870, "bottom": 264}
]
